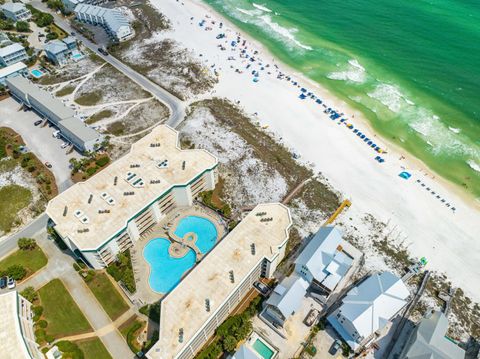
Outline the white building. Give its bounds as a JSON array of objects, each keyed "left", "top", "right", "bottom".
[
  {"left": 46, "top": 125, "right": 219, "bottom": 269},
  {"left": 0, "top": 43, "right": 28, "bottom": 67},
  {"left": 1, "top": 2, "right": 31, "bottom": 22},
  {"left": 0, "top": 61, "right": 27, "bottom": 85},
  {"left": 328, "top": 272, "right": 410, "bottom": 351},
  {"left": 295, "top": 226, "right": 355, "bottom": 294},
  {"left": 6, "top": 76, "right": 103, "bottom": 152},
  {"left": 0, "top": 291, "right": 43, "bottom": 359},
  {"left": 74, "top": 4, "right": 134, "bottom": 42},
  {"left": 263, "top": 274, "right": 310, "bottom": 327},
  {"left": 147, "top": 203, "right": 292, "bottom": 359},
  {"left": 401, "top": 310, "right": 465, "bottom": 359},
  {"left": 44, "top": 36, "right": 78, "bottom": 66}
]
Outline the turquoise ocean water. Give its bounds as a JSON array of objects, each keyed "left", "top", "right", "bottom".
[{"left": 203, "top": 0, "right": 480, "bottom": 198}]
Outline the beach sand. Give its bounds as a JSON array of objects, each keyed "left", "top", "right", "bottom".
[{"left": 150, "top": 0, "right": 480, "bottom": 302}]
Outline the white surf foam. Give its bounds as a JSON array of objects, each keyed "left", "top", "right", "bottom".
[
  {"left": 252, "top": 3, "right": 273, "bottom": 12},
  {"left": 467, "top": 160, "right": 480, "bottom": 172},
  {"left": 259, "top": 15, "right": 313, "bottom": 50},
  {"left": 236, "top": 7, "right": 257, "bottom": 16},
  {"left": 367, "top": 84, "right": 405, "bottom": 113},
  {"left": 449, "top": 127, "right": 461, "bottom": 134},
  {"left": 328, "top": 58, "right": 366, "bottom": 84}
]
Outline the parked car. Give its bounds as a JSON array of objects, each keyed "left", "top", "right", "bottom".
[
  {"left": 329, "top": 340, "right": 342, "bottom": 355},
  {"left": 7, "top": 277, "right": 16, "bottom": 289},
  {"left": 61, "top": 142, "right": 70, "bottom": 149},
  {"left": 98, "top": 47, "right": 108, "bottom": 56},
  {"left": 304, "top": 309, "right": 320, "bottom": 326},
  {"left": 0, "top": 276, "right": 7, "bottom": 289},
  {"left": 34, "top": 120, "right": 42, "bottom": 126},
  {"left": 44, "top": 162, "right": 52, "bottom": 168},
  {"left": 253, "top": 280, "right": 270, "bottom": 295}
]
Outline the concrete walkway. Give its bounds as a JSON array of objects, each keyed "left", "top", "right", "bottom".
[{"left": 16, "top": 230, "right": 135, "bottom": 359}]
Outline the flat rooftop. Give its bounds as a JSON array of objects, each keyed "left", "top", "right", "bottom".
[
  {"left": 148, "top": 203, "right": 292, "bottom": 359},
  {"left": 46, "top": 125, "right": 218, "bottom": 250},
  {"left": 0, "top": 292, "right": 31, "bottom": 359}
]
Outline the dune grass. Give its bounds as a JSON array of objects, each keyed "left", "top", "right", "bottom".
[{"left": 0, "top": 184, "right": 32, "bottom": 233}]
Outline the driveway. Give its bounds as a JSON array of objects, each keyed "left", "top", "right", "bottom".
[{"left": 0, "top": 97, "right": 78, "bottom": 192}]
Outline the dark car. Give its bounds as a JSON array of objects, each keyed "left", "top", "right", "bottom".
[
  {"left": 98, "top": 48, "right": 109, "bottom": 56},
  {"left": 34, "top": 120, "right": 42, "bottom": 126},
  {"left": 0, "top": 276, "right": 7, "bottom": 289},
  {"left": 329, "top": 339, "right": 342, "bottom": 355}
]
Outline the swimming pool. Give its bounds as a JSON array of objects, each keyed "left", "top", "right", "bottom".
[
  {"left": 174, "top": 216, "right": 217, "bottom": 253},
  {"left": 144, "top": 216, "right": 218, "bottom": 293},
  {"left": 71, "top": 53, "right": 84, "bottom": 61},
  {"left": 30, "top": 69, "right": 44, "bottom": 78},
  {"left": 252, "top": 339, "right": 275, "bottom": 359},
  {"left": 144, "top": 237, "right": 196, "bottom": 293}
]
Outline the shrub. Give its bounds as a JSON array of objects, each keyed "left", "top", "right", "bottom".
[
  {"left": 5, "top": 264, "right": 27, "bottom": 280},
  {"left": 45, "top": 334, "right": 55, "bottom": 344},
  {"left": 20, "top": 286, "right": 38, "bottom": 303},
  {"left": 35, "top": 328, "right": 46, "bottom": 341},
  {"left": 46, "top": 32, "right": 58, "bottom": 40},
  {"left": 18, "top": 237, "right": 37, "bottom": 250},
  {"left": 223, "top": 335, "right": 237, "bottom": 352},
  {"left": 57, "top": 340, "right": 84, "bottom": 359},
  {"left": 32, "top": 305, "right": 43, "bottom": 321},
  {"left": 196, "top": 339, "right": 222, "bottom": 359},
  {"left": 73, "top": 262, "right": 81, "bottom": 272},
  {"left": 86, "top": 166, "right": 97, "bottom": 176},
  {"left": 15, "top": 21, "right": 30, "bottom": 32},
  {"left": 37, "top": 320, "right": 48, "bottom": 328},
  {"left": 95, "top": 156, "right": 109, "bottom": 167}
]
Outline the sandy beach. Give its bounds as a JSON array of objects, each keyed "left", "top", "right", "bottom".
[{"left": 150, "top": 0, "right": 480, "bottom": 302}]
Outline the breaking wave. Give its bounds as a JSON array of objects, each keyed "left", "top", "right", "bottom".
[
  {"left": 252, "top": 3, "right": 272, "bottom": 12},
  {"left": 328, "top": 59, "right": 366, "bottom": 84}
]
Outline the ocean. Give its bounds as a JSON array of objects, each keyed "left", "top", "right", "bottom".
[{"left": 203, "top": 0, "right": 480, "bottom": 198}]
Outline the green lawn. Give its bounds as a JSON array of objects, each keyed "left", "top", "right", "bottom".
[
  {"left": 76, "top": 338, "right": 112, "bottom": 359},
  {"left": 38, "top": 279, "right": 92, "bottom": 338},
  {"left": 0, "top": 184, "right": 32, "bottom": 233},
  {"left": 119, "top": 316, "right": 145, "bottom": 353},
  {"left": 86, "top": 272, "right": 129, "bottom": 320},
  {"left": 75, "top": 91, "right": 103, "bottom": 106},
  {"left": 0, "top": 246, "right": 47, "bottom": 279}
]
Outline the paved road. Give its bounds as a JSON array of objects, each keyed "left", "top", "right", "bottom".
[
  {"left": 0, "top": 213, "right": 48, "bottom": 259},
  {"left": 30, "top": 1, "right": 186, "bottom": 129}
]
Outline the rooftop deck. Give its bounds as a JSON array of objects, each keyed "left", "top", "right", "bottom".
[
  {"left": 148, "top": 203, "right": 292, "bottom": 359},
  {"left": 46, "top": 125, "right": 218, "bottom": 250}
]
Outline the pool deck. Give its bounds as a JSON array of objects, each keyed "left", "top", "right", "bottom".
[{"left": 130, "top": 205, "right": 227, "bottom": 304}]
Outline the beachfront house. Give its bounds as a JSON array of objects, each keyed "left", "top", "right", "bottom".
[
  {"left": 44, "top": 37, "right": 78, "bottom": 66},
  {"left": 295, "top": 226, "right": 356, "bottom": 295},
  {"left": 327, "top": 271, "right": 410, "bottom": 351},
  {"left": 74, "top": 4, "right": 134, "bottom": 42},
  {"left": 0, "top": 32, "right": 13, "bottom": 47},
  {"left": 400, "top": 310, "right": 465, "bottom": 359},
  {"left": 0, "top": 61, "right": 27, "bottom": 85},
  {"left": 0, "top": 43, "right": 28, "bottom": 67},
  {"left": 263, "top": 274, "right": 309, "bottom": 327},
  {"left": 1, "top": 2, "right": 31, "bottom": 22}
]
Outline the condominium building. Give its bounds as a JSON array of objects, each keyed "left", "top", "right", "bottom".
[
  {"left": 147, "top": 203, "right": 292, "bottom": 359},
  {"left": 0, "top": 291, "right": 43, "bottom": 359},
  {"left": 1, "top": 2, "right": 31, "bottom": 22},
  {"left": 6, "top": 76, "right": 103, "bottom": 152},
  {"left": 62, "top": 0, "right": 110, "bottom": 13},
  {"left": 46, "top": 125, "right": 219, "bottom": 269},
  {"left": 74, "top": 4, "right": 134, "bottom": 42},
  {"left": 0, "top": 43, "right": 28, "bottom": 67}
]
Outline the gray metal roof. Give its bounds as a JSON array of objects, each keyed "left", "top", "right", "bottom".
[
  {"left": 295, "top": 226, "right": 353, "bottom": 289},
  {"left": 1, "top": 2, "right": 27, "bottom": 13},
  {"left": 74, "top": 4, "right": 130, "bottom": 33},
  {"left": 265, "top": 274, "right": 309, "bottom": 319},
  {"left": 403, "top": 311, "right": 465, "bottom": 359},
  {"left": 45, "top": 40, "right": 68, "bottom": 55},
  {"left": 335, "top": 272, "right": 410, "bottom": 338},
  {"left": 58, "top": 116, "right": 100, "bottom": 143},
  {"left": 0, "top": 43, "right": 25, "bottom": 57}
]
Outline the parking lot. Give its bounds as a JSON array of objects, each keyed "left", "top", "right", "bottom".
[{"left": 0, "top": 97, "right": 80, "bottom": 192}]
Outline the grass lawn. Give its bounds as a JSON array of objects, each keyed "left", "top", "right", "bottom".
[
  {"left": 0, "top": 246, "right": 47, "bottom": 279},
  {"left": 86, "top": 272, "right": 129, "bottom": 321},
  {"left": 38, "top": 279, "right": 92, "bottom": 338},
  {"left": 76, "top": 338, "right": 112, "bottom": 359},
  {"left": 0, "top": 184, "right": 32, "bottom": 233}
]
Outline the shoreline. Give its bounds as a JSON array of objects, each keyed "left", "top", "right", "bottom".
[
  {"left": 193, "top": 0, "right": 480, "bottom": 212},
  {"left": 151, "top": 0, "right": 480, "bottom": 302}
]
